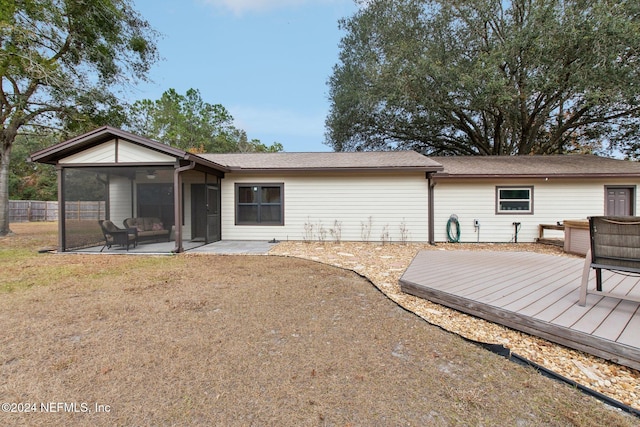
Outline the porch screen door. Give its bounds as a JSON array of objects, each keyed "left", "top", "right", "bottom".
[{"left": 206, "top": 184, "right": 221, "bottom": 243}]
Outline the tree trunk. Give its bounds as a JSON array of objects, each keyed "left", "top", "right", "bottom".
[{"left": 0, "top": 129, "right": 17, "bottom": 236}]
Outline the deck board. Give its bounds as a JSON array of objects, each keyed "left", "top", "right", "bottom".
[
  {"left": 618, "top": 308, "right": 640, "bottom": 348},
  {"left": 593, "top": 300, "right": 637, "bottom": 342},
  {"left": 509, "top": 283, "right": 576, "bottom": 317},
  {"left": 399, "top": 250, "right": 640, "bottom": 371},
  {"left": 463, "top": 261, "right": 558, "bottom": 298},
  {"left": 570, "top": 298, "right": 624, "bottom": 336},
  {"left": 481, "top": 262, "right": 577, "bottom": 306}
]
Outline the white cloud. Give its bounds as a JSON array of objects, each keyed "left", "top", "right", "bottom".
[{"left": 200, "top": 0, "right": 342, "bottom": 15}]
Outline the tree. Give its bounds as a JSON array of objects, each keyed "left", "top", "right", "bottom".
[
  {"left": 326, "top": 0, "right": 640, "bottom": 157},
  {"left": 0, "top": 0, "right": 159, "bottom": 235},
  {"left": 234, "top": 129, "right": 284, "bottom": 153},
  {"left": 9, "top": 132, "right": 57, "bottom": 201},
  {"left": 128, "top": 88, "right": 283, "bottom": 153}
]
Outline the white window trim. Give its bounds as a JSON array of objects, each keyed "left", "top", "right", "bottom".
[{"left": 496, "top": 186, "right": 533, "bottom": 215}]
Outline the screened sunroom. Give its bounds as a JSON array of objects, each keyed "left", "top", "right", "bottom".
[{"left": 29, "top": 127, "right": 227, "bottom": 253}]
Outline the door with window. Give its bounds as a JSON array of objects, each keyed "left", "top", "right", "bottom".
[{"left": 606, "top": 186, "right": 634, "bottom": 216}]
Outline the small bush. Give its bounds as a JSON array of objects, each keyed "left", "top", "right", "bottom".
[{"left": 361, "top": 216, "right": 372, "bottom": 242}]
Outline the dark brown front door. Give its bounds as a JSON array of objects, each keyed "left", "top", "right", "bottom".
[{"left": 606, "top": 187, "right": 634, "bottom": 216}]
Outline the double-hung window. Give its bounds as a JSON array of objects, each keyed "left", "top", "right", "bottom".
[
  {"left": 496, "top": 186, "right": 533, "bottom": 214},
  {"left": 235, "top": 184, "right": 284, "bottom": 225}
]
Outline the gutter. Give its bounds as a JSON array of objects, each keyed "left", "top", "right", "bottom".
[
  {"left": 223, "top": 166, "right": 443, "bottom": 174},
  {"left": 427, "top": 172, "right": 436, "bottom": 245},
  {"left": 433, "top": 173, "right": 640, "bottom": 180}
]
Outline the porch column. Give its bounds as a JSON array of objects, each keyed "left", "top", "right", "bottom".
[
  {"left": 57, "top": 165, "right": 65, "bottom": 252},
  {"left": 173, "top": 162, "right": 196, "bottom": 253}
]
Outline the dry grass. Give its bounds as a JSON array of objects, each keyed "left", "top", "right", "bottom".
[
  {"left": 0, "top": 222, "right": 637, "bottom": 426},
  {"left": 270, "top": 240, "right": 640, "bottom": 409}
]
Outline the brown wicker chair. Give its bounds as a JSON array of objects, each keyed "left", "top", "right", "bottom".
[
  {"left": 579, "top": 216, "right": 640, "bottom": 306},
  {"left": 99, "top": 220, "right": 137, "bottom": 252}
]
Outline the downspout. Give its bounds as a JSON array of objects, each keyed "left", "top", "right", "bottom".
[
  {"left": 173, "top": 161, "right": 196, "bottom": 253},
  {"left": 427, "top": 173, "right": 436, "bottom": 245}
]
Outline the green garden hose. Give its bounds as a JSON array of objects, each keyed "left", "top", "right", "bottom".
[{"left": 446, "top": 215, "right": 461, "bottom": 243}]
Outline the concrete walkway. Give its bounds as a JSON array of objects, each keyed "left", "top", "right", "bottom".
[{"left": 189, "top": 240, "right": 278, "bottom": 254}]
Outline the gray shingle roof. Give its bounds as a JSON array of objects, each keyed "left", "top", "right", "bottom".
[
  {"left": 201, "top": 151, "right": 443, "bottom": 172},
  {"left": 433, "top": 155, "right": 640, "bottom": 178}
]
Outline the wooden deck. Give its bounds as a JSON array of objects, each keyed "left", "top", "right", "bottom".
[{"left": 399, "top": 251, "right": 640, "bottom": 371}]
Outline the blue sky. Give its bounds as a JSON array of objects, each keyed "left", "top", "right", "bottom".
[{"left": 129, "top": 0, "right": 360, "bottom": 152}]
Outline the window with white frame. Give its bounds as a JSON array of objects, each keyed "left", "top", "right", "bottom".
[
  {"left": 235, "top": 183, "right": 284, "bottom": 225},
  {"left": 496, "top": 186, "right": 533, "bottom": 214}
]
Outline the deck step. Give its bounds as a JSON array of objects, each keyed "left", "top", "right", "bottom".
[{"left": 536, "top": 238, "right": 564, "bottom": 247}]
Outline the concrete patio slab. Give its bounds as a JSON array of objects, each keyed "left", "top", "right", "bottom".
[
  {"left": 72, "top": 240, "right": 278, "bottom": 255},
  {"left": 188, "top": 240, "right": 278, "bottom": 254}
]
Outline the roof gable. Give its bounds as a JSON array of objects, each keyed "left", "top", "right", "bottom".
[
  {"left": 28, "top": 126, "right": 228, "bottom": 172},
  {"left": 29, "top": 126, "right": 186, "bottom": 164},
  {"left": 58, "top": 139, "right": 176, "bottom": 164}
]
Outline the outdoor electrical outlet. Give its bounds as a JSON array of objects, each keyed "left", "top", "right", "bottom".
[{"left": 474, "top": 219, "right": 480, "bottom": 228}]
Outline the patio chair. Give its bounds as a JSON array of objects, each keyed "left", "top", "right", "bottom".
[
  {"left": 579, "top": 216, "right": 640, "bottom": 305},
  {"left": 99, "top": 220, "right": 137, "bottom": 252}
]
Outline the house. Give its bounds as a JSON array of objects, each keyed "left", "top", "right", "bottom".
[
  {"left": 431, "top": 156, "right": 640, "bottom": 244},
  {"left": 28, "top": 126, "right": 640, "bottom": 252},
  {"left": 28, "top": 127, "right": 443, "bottom": 252}
]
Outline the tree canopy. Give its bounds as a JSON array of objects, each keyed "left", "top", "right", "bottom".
[
  {"left": 0, "top": 0, "right": 159, "bottom": 235},
  {"left": 326, "top": 0, "right": 640, "bottom": 157},
  {"left": 127, "top": 88, "right": 283, "bottom": 153}
]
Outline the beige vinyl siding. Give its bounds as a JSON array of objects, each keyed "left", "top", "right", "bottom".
[
  {"left": 60, "top": 140, "right": 116, "bottom": 164},
  {"left": 180, "top": 174, "right": 194, "bottom": 241},
  {"left": 434, "top": 178, "right": 640, "bottom": 243},
  {"left": 117, "top": 140, "right": 175, "bottom": 163},
  {"left": 108, "top": 175, "right": 133, "bottom": 226},
  {"left": 221, "top": 172, "right": 429, "bottom": 242},
  {"left": 59, "top": 139, "right": 175, "bottom": 164}
]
